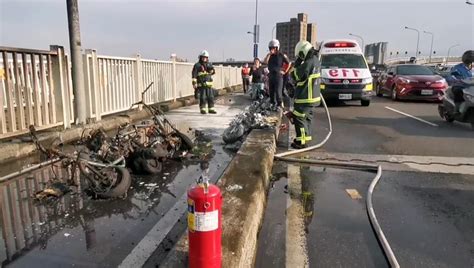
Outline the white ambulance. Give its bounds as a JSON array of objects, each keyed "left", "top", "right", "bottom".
[{"left": 319, "top": 39, "right": 373, "bottom": 106}]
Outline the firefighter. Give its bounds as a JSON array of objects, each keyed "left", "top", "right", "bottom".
[
  {"left": 290, "top": 41, "right": 321, "bottom": 149},
  {"left": 192, "top": 50, "right": 216, "bottom": 114},
  {"left": 241, "top": 63, "right": 251, "bottom": 94}
]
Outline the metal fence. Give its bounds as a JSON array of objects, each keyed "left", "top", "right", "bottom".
[
  {"left": 0, "top": 46, "right": 73, "bottom": 139},
  {"left": 0, "top": 46, "right": 242, "bottom": 139}
]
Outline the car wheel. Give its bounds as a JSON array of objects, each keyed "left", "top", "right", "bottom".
[
  {"left": 361, "top": 100, "right": 370, "bottom": 106},
  {"left": 391, "top": 86, "right": 398, "bottom": 101},
  {"left": 376, "top": 84, "right": 383, "bottom": 97}
]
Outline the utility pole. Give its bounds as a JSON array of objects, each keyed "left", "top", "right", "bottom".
[{"left": 66, "top": 0, "right": 87, "bottom": 124}]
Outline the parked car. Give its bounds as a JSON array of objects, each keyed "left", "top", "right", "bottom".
[{"left": 376, "top": 64, "right": 448, "bottom": 101}]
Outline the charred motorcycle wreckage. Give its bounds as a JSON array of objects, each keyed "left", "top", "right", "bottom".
[
  {"left": 222, "top": 98, "right": 277, "bottom": 151},
  {"left": 30, "top": 82, "right": 195, "bottom": 199}
]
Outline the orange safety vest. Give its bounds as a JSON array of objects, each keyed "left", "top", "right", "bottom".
[{"left": 241, "top": 67, "right": 251, "bottom": 77}]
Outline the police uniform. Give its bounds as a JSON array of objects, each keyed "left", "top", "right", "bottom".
[
  {"left": 192, "top": 61, "right": 216, "bottom": 114},
  {"left": 291, "top": 49, "right": 321, "bottom": 147}
]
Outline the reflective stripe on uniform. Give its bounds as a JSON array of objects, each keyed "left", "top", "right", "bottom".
[
  {"left": 197, "top": 81, "right": 213, "bottom": 87},
  {"left": 208, "top": 107, "right": 216, "bottom": 112},
  {"left": 292, "top": 109, "right": 306, "bottom": 118},
  {"left": 198, "top": 72, "right": 208, "bottom": 77},
  {"left": 320, "top": 84, "right": 326, "bottom": 90},
  {"left": 292, "top": 69, "right": 300, "bottom": 81},
  {"left": 305, "top": 136, "right": 312, "bottom": 141},
  {"left": 296, "top": 128, "right": 306, "bottom": 145},
  {"left": 295, "top": 97, "right": 321, "bottom": 104},
  {"left": 295, "top": 72, "right": 321, "bottom": 104}
]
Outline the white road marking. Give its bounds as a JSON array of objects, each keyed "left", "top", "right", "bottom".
[
  {"left": 286, "top": 164, "right": 310, "bottom": 268},
  {"left": 385, "top": 106, "right": 439, "bottom": 127},
  {"left": 119, "top": 192, "right": 188, "bottom": 268}
]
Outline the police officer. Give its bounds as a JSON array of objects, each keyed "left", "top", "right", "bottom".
[
  {"left": 264, "top": 39, "right": 290, "bottom": 108},
  {"left": 192, "top": 50, "right": 216, "bottom": 114},
  {"left": 290, "top": 41, "right": 321, "bottom": 149}
]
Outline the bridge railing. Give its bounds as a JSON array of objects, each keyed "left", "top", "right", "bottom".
[
  {"left": 0, "top": 46, "right": 241, "bottom": 138},
  {"left": 0, "top": 46, "right": 73, "bottom": 139}
]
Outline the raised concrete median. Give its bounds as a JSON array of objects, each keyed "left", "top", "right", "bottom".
[
  {"left": 0, "top": 85, "right": 241, "bottom": 165},
  {"left": 160, "top": 110, "right": 282, "bottom": 267}
]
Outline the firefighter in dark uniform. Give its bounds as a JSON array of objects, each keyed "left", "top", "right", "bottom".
[
  {"left": 192, "top": 50, "right": 216, "bottom": 114},
  {"left": 290, "top": 41, "right": 321, "bottom": 149}
]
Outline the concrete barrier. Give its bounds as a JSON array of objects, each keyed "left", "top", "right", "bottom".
[{"left": 160, "top": 110, "right": 282, "bottom": 268}]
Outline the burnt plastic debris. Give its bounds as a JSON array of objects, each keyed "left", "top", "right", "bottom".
[{"left": 222, "top": 99, "right": 276, "bottom": 148}]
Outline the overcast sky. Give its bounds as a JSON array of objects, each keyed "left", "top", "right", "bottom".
[{"left": 0, "top": 0, "right": 473, "bottom": 61}]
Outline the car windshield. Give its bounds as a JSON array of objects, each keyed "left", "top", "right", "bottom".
[
  {"left": 397, "top": 65, "right": 434, "bottom": 75},
  {"left": 321, "top": 54, "right": 368, "bottom": 69}
]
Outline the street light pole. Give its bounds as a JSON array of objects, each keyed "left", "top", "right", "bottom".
[
  {"left": 349, "top": 33, "right": 365, "bottom": 54},
  {"left": 252, "top": 0, "right": 259, "bottom": 58},
  {"left": 423, "top": 31, "right": 434, "bottom": 63},
  {"left": 447, "top": 43, "right": 460, "bottom": 65},
  {"left": 404, "top": 26, "right": 420, "bottom": 58},
  {"left": 466, "top": 1, "right": 473, "bottom": 5},
  {"left": 66, "top": 0, "right": 87, "bottom": 125}
]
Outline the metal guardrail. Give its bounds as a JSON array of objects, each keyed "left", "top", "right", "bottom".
[
  {"left": 0, "top": 46, "right": 72, "bottom": 139},
  {"left": 1, "top": 46, "right": 241, "bottom": 138}
]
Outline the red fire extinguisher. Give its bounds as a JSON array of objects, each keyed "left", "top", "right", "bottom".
[{"left": 187, "top": 175, "right": 222, "bottom": 268}]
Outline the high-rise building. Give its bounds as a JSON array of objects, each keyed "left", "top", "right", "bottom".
[{"left": 275, "top": 13, "right": 317, "bottom": 60}]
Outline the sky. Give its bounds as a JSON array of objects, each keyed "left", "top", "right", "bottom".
[{"left": 0, "top": 0, "right": 473, "bottom": 61}]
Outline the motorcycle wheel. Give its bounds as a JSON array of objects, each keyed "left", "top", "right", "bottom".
[{"left": 96, "top": 167, "right": 131, "bottom": 198}]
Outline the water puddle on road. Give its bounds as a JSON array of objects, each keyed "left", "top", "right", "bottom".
[{"left": 0, "top": 131, "right": 233, "bottom": 267}]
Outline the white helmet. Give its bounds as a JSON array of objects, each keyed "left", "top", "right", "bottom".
[
  {"left": 295, "top": 40, "right": 313, "bottom": 60},
  {"left": 199, "top": 50, "right": 209, "bottom": 58},
  {"left": 268, "top": 39, "right": 280, "bottom": 49}
]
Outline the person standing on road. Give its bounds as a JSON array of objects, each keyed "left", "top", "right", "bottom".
[
  {"left": 264, "top": 39, "right": 290, "bottom": 108},
  {"left": 241, "top": 63, "right": 251, "bottom": 94},
  {"left": 250, "top": 58, "right": 265, "bottom": 100},
  {"left": 192, "top": 50, "right": 216, "bottom": 114},
  {"left": 290, "top": 40, "right": 321, "bottom": 149}
]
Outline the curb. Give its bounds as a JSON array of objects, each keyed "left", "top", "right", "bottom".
[
  {"left": 160, "top": 110, "right": 282, "bottom": 267},
  {"left": 0, "top": 85, "right": 242, "bottom": 165}
]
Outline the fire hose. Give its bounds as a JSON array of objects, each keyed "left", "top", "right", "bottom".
[{"left": 274, "top": 96, "right": 401, "bottom": 268}]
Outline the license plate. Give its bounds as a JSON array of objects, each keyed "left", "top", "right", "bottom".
[
  {"left": 339, "top": 94, "right": 352, "bottom": 100},
  {"left": 421, "top": 89, "right": 433, "bottom": 95}
]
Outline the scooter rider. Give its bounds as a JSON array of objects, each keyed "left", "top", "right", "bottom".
[
  {"left": 450, "top": 50, "right": 473, "bottom": 112},
  {"left": 264, "top": 39, "right": 290, "bottom": 108},
  {"left": 192, "top": 50, "right": 216, "bottom": 114},
  {"left": 290, "top": 41, "right": 321, "bottom": 149}
]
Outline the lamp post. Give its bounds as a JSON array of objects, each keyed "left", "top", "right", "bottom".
[
  {"left": 447, "top": 44, "right": 460, "bottom": 65},
  {"left": 349, "top": 33, "right": 365, "bottom": 54},
  {"left": 404, "top": 26, "right": 420, "bottom": 58},
  {"left": 423, "top": 31, "right": 434, "bottom": 63},
  {"left": 251, "top": 0, "right": 259, "bottom": 58},
  {"left": 466, "top": 1, "right": 473, "bottom": 5}
]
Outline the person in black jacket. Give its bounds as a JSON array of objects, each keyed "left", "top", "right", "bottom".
[
  {"left": 264, "top": 39, "right": 290, "bottom": 108},
  {"left": 250, "top": 58, "right": 266, "bottom": 100},
  {"left": 192, "top": 50, "right": 216, "bottom": 114}
]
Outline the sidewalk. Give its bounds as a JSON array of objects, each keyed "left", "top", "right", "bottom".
[{"left": 0, "top": 86, "right": 240, "bottom": 166}]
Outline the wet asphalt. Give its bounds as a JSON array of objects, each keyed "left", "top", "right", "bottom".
[
  {"left": 0, "top": 94, "right": 250, "bottom": 267},
  {"left": 256, "top": 96, "right": 474, "bottom": 267}
]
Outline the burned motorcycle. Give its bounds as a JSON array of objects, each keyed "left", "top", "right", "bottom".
[{"left": 30, "top": 126, "right": 131, "bottom": 199}]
